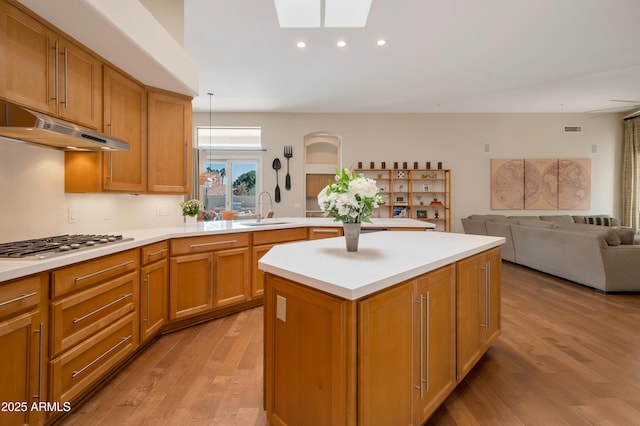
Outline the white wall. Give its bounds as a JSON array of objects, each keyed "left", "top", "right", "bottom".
[
  {"left": 0, "top": 112, "right": 623, "bottom": 242},
  {"left": 194, "top": 112, "right": 624, "bottom": 233}
]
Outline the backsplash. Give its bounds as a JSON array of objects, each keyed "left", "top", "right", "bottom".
[{"left": 0, "top": 137, "right": 184, "bottom": 242}]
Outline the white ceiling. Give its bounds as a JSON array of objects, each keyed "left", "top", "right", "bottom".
[{"left": 185, "top": 0, "right": 640, "bottom": 114}]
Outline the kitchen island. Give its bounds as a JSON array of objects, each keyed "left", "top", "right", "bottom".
[{"left": 259, "top": 231, "right": 504, "bottom": 426}]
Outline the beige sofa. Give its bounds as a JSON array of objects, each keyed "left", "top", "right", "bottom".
[{"left": 461, "top": 214, "right": 640, "bottom": 292}]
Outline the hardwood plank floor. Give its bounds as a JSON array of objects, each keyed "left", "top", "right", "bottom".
[{"left": 60, "top": 262, "right": 640, "bottom": 425}]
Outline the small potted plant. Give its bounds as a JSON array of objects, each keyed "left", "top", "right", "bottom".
[{"left": 179, "top": 199, "right": 203, "bottom": 226}]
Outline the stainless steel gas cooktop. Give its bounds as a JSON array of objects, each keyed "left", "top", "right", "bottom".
[{"left": 0, "top": 234, "right": 133, "bottom": 260}]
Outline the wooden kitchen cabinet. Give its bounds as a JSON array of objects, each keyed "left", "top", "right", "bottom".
[
  {"left": 140, "top": 241, "right": 168, "bottom": 343},
  {"left": 0, "top": 0, "right": 102, "bottom": 129},
  {"left": 308, "top": 226, "right": 342, "bottom": 240},
  {"left": 65, "top": 66, "right": 147, "bottom": 193},
  {"left": 0, "top": 274, "right": 48, "bottom": 426},
  {"left": 147, "top": 89, "right": 192, "bottom": 194},
  {"left": 49, "top": 250, "right": 139, "bottom": 405},
  {"left": 169, "top": 233, "right": 250, "bottom": 321},
  {"left": 456, "top": 247, "right": 501, "bottom": 380},
  {"left": 251, "top": 228, "right": 307, "bottom": 298},
  {"left": 413, "top": 264, "right": 456, "bottom": 422}
]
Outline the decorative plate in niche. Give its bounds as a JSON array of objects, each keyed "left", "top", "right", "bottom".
[{"left": 396, "top": 171, "right": 405, "bottom": 178}]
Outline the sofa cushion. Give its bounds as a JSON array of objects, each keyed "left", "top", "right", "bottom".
[
  {"left": 614, "top": 227, "right": 636, "bottom": 245},
  {"left": 556, "top": 223, "right": 621, "bottom": 246},
  {"left": 507, "top": 215, "right": 539, "bottom": 220},
  {"left": 468, "top": 214, "right": 507, "bottom": 221},
  {"left": 573, "top": 215, "right": 620, "bottom": 227},
  {"left": 461, "top": 218, "right": 488, "bottom": 235},
  {"left": 539, "top": 215, "right": 574, "bottom": 224}
]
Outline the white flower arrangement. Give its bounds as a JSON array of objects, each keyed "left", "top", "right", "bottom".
[
  {"left": 179, "top": 199, "right": 204, "bottom": 217},
  {"left": 317, "top": 168, "right": 384, "bottom": 223}
]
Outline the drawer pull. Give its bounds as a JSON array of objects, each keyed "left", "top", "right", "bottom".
[
  {"left": 73, "top": 293, "right": 133, "bottom": 324},
  {"left": 147, "top": 248, "right": 168, "bottom": 257},
  {"left": 312, "top": 229, "right": 339, "bottom": 233},
  {"left": 74, "top": 260, "right": 134, "bottom": 283},
  {"left": 71, "top": 335, "right": 132, "bottom": 379},
  {"left": 0, "top": 292, "right": 37, "bottom": 307},
  {"left": 190, "top": 240, "right": 237, "bottom": 248}
]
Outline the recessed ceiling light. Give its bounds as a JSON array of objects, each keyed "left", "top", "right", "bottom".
[
  {"left": 296, "top": 41, "right": 307, "bottom": 48},
  {"left": 376, "top": 39, "right": 387, "bottom": 46},
  {"left": 336, "top": 40, "right": 347, "bottom": 48}
]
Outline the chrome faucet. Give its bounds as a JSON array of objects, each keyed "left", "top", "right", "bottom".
[{"left": 257, "top": 191, "right": 273, "bottom": 222}]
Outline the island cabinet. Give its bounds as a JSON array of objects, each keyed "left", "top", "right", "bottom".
[
  {"left": 261, "top": 232, "right": 503, "bottom": 426},
  {"left": 147, "top": 90, "right": 192, "bottom": 194},
  {"left": 456, "top": 247, "right": 501, "bottom": 380},
  {"left": 308, "top": 226, "right": 343, "bottom": 240},
  {"left": 0, "top": 0, "right": 103, "bottom": 129},
  {"left": 139, "top": 241, "right": 168, "bottom": 343},
  {"left": 169, "top": 233, "right": 250, "bottom": 320},
  {"left": 251, "top": 228, "right": 307, "bottom": 298},
  {"left": 49, "top": 250, "right": 139, "bottom": 405},
  {"left": 0, "top": 273, "right": 49, "bottom": 426}
]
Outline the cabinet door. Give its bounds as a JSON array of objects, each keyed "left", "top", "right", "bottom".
[
  {"left": 214, "top": 247, "right": 250, "bottom": 307},
  {"left": 102, "top": 66, "right": 147, "bottom": 192},
  {"left": 0, "top": 1, "right": 56, "bottom": 114},
  {"left": 456, "top": 252, "right": 484, "bottom": 380},
  {"left": 0, "top": 310, "right": 45, "bottom": 426},
  {"left": 140, "top": 259, "right": 168, "bottom": 343},
  {"left": 169, "top": 252, "right": 213, "bottom": 320},
  {"left": 251, "top": 244, "right": 273, "bottom": 298},
  {"left": 358, "top": 281, "right": 413, "bottom": 426},
  {"left": 147, "top": 91, "right": 192, "bottom": 194},
  {"left": 483, "top": 247, "right": 501, "bottom": 346},
  {"left": 414, "top": 265, "right": 456, "bottom": 423},
  {"left": 56, "top": 37, "right": 102, "bottom": 129}
]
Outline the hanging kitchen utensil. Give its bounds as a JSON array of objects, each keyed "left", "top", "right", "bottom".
[
  {"left": 273, "top": 157, "right": 282, "bottom": 202},
  {"left": 284, "top": 145, "right": 293, "bottom": 190}
]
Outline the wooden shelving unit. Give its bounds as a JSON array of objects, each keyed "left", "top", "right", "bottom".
[{"left": 356, "top": 167, "right": 451, "bottom": 231}]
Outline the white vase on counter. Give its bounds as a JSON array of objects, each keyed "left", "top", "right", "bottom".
[{"left": 184, "top": 215, "right": 197, "bottom": 227}]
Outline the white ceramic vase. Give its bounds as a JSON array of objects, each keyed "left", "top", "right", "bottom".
[{"left": 184, "top": 215, "right": 197, "bottom": 227}]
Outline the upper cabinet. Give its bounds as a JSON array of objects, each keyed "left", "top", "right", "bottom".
[
  {"left": 147, "top": 90, "right": 192, "bottom": 194},
  {"left": 0, "top": 0, "right": 102, "bottom": 129}
]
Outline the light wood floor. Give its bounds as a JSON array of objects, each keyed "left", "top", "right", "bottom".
[{"left": 61, "top": 262, "right": 640, "bottom": 425}]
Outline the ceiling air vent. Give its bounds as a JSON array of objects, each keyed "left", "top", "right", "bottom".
[{"left": 563, "top": 125, "right": 582, "bottom": 133}]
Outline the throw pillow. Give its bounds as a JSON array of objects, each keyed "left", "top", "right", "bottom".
[
  {"left": 585, "top": 216, "right": 613, "bottom": 226},
  {"left": 614, "top": 227, "right": 636, "bottom": 245}
]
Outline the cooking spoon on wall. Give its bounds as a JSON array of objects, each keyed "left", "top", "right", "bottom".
[{"left": 273, "top": 158, "right": 282, "bottom": 202}]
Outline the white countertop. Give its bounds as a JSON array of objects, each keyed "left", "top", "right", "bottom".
[
  {"left": 259, "top": 231, "right": 505, "bottom": 300},
  {"left": 0, "top": 217, "right": 432, "bottom": 283}
]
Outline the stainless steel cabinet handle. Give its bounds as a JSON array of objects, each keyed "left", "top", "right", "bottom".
[
  {"left": 209, "top": 258, "right": 214, "bottom": 298},
  {"left": 425, "top": 291, "right": 430, "bottom": 393},
  {"left": 62, "top": 47, "right": 68, "bottom": 108},
  {"left": 147, "top": 248, "right": 168, "bottom": 258},
  {"left": 190, "top": 240, "right": 237, "bottom": 248},
  {"left": 74, "top": 260, "right": 134, "bottom": 282},
  {"left": 312, "top": 229, "right": 339, "bottom": 233},
  {"left": 415, "top": 294, "right": 425, "bottom": 398},
  {"left": 53, "top": 42, "right": 59, "bottom": 104},
  {"left": 32, "top": 322, "right": 44, "bottom": 400},
  {"left": 0, "top": 292, "right": 37, "bottom": 307},
  {"left": 144, "top": 274, "right": 150, "bottom": 324},
  {"left": 72, "top": 335, "right": 131, "bottom": 378},
  {"left": 486, "top": 262, "right": 491, "bottom": 331},
  {"left": 72, "top": 293, "right": 133, "bottom": 324}
]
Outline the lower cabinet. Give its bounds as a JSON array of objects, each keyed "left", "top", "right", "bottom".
[
  {"left": 456, "top": 247, "right": 501, "bottom": 380},
  {"left": 0, "top": 274, "right": 48, "bottom": 426},
  {"left": 140, "top": 242, "right": 168, "bottom": 343},
  {"left": 169, "top": 233, "right": 250, "bottom": 321}
]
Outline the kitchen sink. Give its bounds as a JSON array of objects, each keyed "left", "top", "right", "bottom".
[{"left": 237, "top": 221, "right": 291, "bottom": 227}]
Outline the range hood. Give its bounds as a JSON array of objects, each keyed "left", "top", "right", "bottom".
[{"left": 0, "top": 101, "right": 129, "bottom": 151}]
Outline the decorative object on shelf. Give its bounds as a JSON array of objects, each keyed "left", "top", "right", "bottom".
[
  {"left": 403, "top": 161, "right": 408, "bottom": 169},
  {"left": 394, "top": 162, "right": 398, "bottom": 168},
  {"left": 317, "top": 168, "right": 384, "bottom": 252},
  {"left": 396, "top": 196, "right": 405, "bottom": 203},
  {"left": 397, "top": 170, "right": 405, "bottom": 178},
  {"left": 430, "top": 197, "right": 443, "bottom": 205},
  {"left": 435, "top": 209, "right": 440, "bottom": 218},
  {"left": 358, "top": 161, "right": 363, "bottom": 168},
  {"left": 370, "top": 161, "right": 375, "bottom": 168},
  {"left": 426, "top": 161, "right": 431, "bottom": 169},
  {"left": 284, "top": 145, "right": 293, "bottom": 190},
  {"left": 417, "top": 210, "right": 427, "bottom": 218},
  {"left": 423, "top": 184, "right": 430, "bottom": 191},
  {"left": 399, "top": 184, "right": 404, "bottom": 191},
  {"left": 393, "top": 206, "right": 407, "bottom": 217},
  {"left": 179, "top": 199, "right": 203, "bottom": 226},
  {"left": 381, "top": 161, "right": 386, "bottom": 169},
  {"left": 417, "top": 194, "right": 424, "bottom": 205},
  {"left": 438, "top": 161, "right": 443, "bottom": 169},
  {"left": 414, "top": 161, "right": 419, "bottom": 169}
]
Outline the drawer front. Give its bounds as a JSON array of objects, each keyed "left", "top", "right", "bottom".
[
  {"left": 50, "top": 313, "right": 138, "bottom": 404},
  {"left": 52, "top": 250, "right": 139, "bottom": 298},
  {"left": 141, "top": 241, "right": 169, "bottom": 265},
  {"left": 308, "top": 227, "right": 343, "bottom": 240},
  {"left": 51, "top": 271, "right": 138, "bottom": 357},
  {"left": 171, "top": 233, "right": 249, "bottom": 255},
  {"left": 0, "top": 275, "right": 42, "bottom": 319},
  {"left": 252, "top": 227, "right": 307, "bottom": 246}
]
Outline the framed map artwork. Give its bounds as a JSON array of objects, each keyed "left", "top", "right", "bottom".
[{"left": 491, "top": 158, "right": 591, "bottom": 210}]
